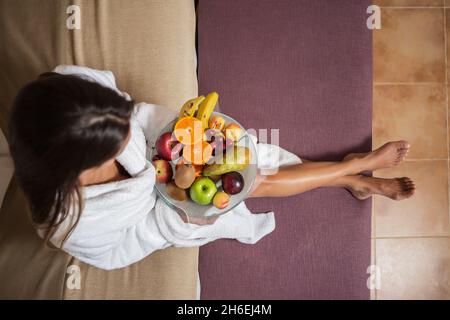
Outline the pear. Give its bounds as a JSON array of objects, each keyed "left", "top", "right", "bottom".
[
  {"left": 203, "top": 146, "right": 250, "bottom": 176},
  {"left": 208, "top": 175, "right": 222, "bottom": 183},
  {"left": 174, "top": 163, "right": 196, "bottom": 189}
]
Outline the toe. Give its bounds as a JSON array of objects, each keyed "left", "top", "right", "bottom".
[
  {"left": 399, "top": 150, "right": 408, "bottom": 157},
  {"left": 402, "top": 177, "right": 414, "bottom": 184},
  {"left": 397, "top": 150, "right": 408, "bottom": 159},
  {"left": 399, "top": 178, "right": 413, "bottom": 190},
  {"left": 399, "top": 140, "right": 410, "bottom": 149},
  {"left": 406, "top": 182, "right": 416, "bottom": 191}
]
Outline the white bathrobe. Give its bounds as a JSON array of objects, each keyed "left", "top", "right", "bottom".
[{"left": 49, "top": 65, "right": 302, "bottom": 270}]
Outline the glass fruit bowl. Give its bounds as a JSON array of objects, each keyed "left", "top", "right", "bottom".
[{"left": 149, "top": 112, "right": 258, "bottom": 220}]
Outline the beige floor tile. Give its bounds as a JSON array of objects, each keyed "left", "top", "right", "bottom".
[
  {"left": 371, "top": 239, "right": 377, "bottom": 300},
  {"left": 374, "top": 160, "right": 449, "bottom": 237},
  {"left": 374, "top": 9, "right": 445, "bottom": 82},
  {"left": 374, "top": 0, "right": 444, "bottom": 6},
  {"left": 373, "top": 84, "right": 447, "bottom": 159},
  {"left": 0, "top": 129, "right": 8, "bottom": 155},
  {"left": 447, "top": 17, "right": 450, "bottom": 97},
  {"left": 0, "top": 156, "right": 14, "bottom": 208},
  {"left": 372, "top": 200, "right": 376, "bottom": 239},
  {"left": 376, "top": 237, "right": 450, "bottom": 299}
]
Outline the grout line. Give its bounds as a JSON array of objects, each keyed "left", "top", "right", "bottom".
[
  {"left": 374, "top": 82, "right": 445, "bottom": 85},
  {"left": 372, "top": 19, "right": 377, "bottom": 300},
  {"left": 444, "top": 7, "right": 448, "bottom": 158},
  {"left": 373, "top": 237, "right": 377, "bottom": 300},
  {"left": 373, "top": 236, "right": 450, "bottom": 240},
  {"left": 404, "top": 158, "right": 448, "bottom": 161},
  {"left": 371, "top": 19, "right": 377, "bottom": 299},
  {"left": 445, "top": 8, "right": 450, "bottom": 236},
  {"left": 378, "top": 6, "right": 445, "bottom": 9},
  {"left": 372, "top": 197, "right": 376, "bottom": 240}
]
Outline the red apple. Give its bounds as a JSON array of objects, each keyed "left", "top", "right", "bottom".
[
  {"left": 171, "top": 142, "right": 184, "bottom": 161},
  {"left": 156, "top": 132, "right": 178, "bottom": 161},
  {"left": 152, "top": 159, "right": 173, "bottom": 183}
]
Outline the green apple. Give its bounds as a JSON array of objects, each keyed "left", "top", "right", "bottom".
[{"left": 189, "top": 177, "right": 217, "bottom": 205}]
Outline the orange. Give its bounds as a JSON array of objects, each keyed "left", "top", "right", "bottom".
[
  {"left": 182, "top": 141, "right": 213, "bottom": 165},
  {"left": 174, "top": 116, "right": 203, "bottom": 145},
  {"left": 193, "top": 165, "right": 204, "bottom": 177},
  {"left": 176, "top": 159, "right": 204, "bottom": 177}
]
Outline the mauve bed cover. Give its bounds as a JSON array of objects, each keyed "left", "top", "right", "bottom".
[{"left": 197, "top": 0, "right": 372, "bottom": 300}]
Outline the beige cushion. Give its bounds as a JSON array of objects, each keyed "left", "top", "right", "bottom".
[{"left": 0, "top": 0, "right": 199, "bottom": 299}]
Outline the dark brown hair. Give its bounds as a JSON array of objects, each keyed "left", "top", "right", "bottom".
[{"left": 8, "top": 73, "right": 134, "bottom": 246}]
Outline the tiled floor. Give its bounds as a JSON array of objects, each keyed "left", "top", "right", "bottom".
[{"left": 373, "top": 0, "right": 450, "bottom": 299}]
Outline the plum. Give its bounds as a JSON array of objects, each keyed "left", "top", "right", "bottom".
[{"left": 221, "top": 171, "right": 244, "bottom": 195}]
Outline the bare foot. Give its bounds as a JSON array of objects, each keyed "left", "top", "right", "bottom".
[
  {"left": 344, "top": 141, "right": 410, "bottom": 172},
  {"left": 347, "top": 175, "right": 415, "bottom": 200}
]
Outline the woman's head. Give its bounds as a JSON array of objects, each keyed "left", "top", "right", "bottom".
[{"left": 9, "top": 73, "right": 134, "bottom": 242}]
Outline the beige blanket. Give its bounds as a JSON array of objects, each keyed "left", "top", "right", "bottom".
[{"left": 0, "top": 0, "right": 199, "bottom": 299}]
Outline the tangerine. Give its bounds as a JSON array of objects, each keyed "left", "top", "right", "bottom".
[
  {"left": 183, "top": 141, "right": 213, "bottom": 165},
  {"left": 173, "top": 117, "right": 203, "bottom": 145}
]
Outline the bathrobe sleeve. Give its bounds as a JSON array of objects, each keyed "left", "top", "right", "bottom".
[{"left": 132, "top": 102, "right": 177, "bottom": 151}]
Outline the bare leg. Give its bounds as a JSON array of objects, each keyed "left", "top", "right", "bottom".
[
  {"left": 250, "top": 161, "right": 360, "bottom": 197},
  {"left": 297, "top": 159, "right": 415, "bottom": 200},
  {"left": 250, "top": 141, "right": 414, "bottom": 199},
  {"left": 250, "top": 165, "right": 414, "bottom": 200}
]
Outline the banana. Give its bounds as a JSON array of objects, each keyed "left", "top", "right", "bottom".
[
  {"left": 179, "top": 96, "right": 205, "bottom": 118},
  {"left": 196, "top": 92, "right": 219, "bottom": 130}
]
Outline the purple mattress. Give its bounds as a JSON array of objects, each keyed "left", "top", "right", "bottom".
[{"left": 197, "top": 0, "right": 372, "bottom": 299}]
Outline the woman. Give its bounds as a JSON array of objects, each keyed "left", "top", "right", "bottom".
[{"left": 9, "top": 65, "right": 414, "bottom": 270}]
